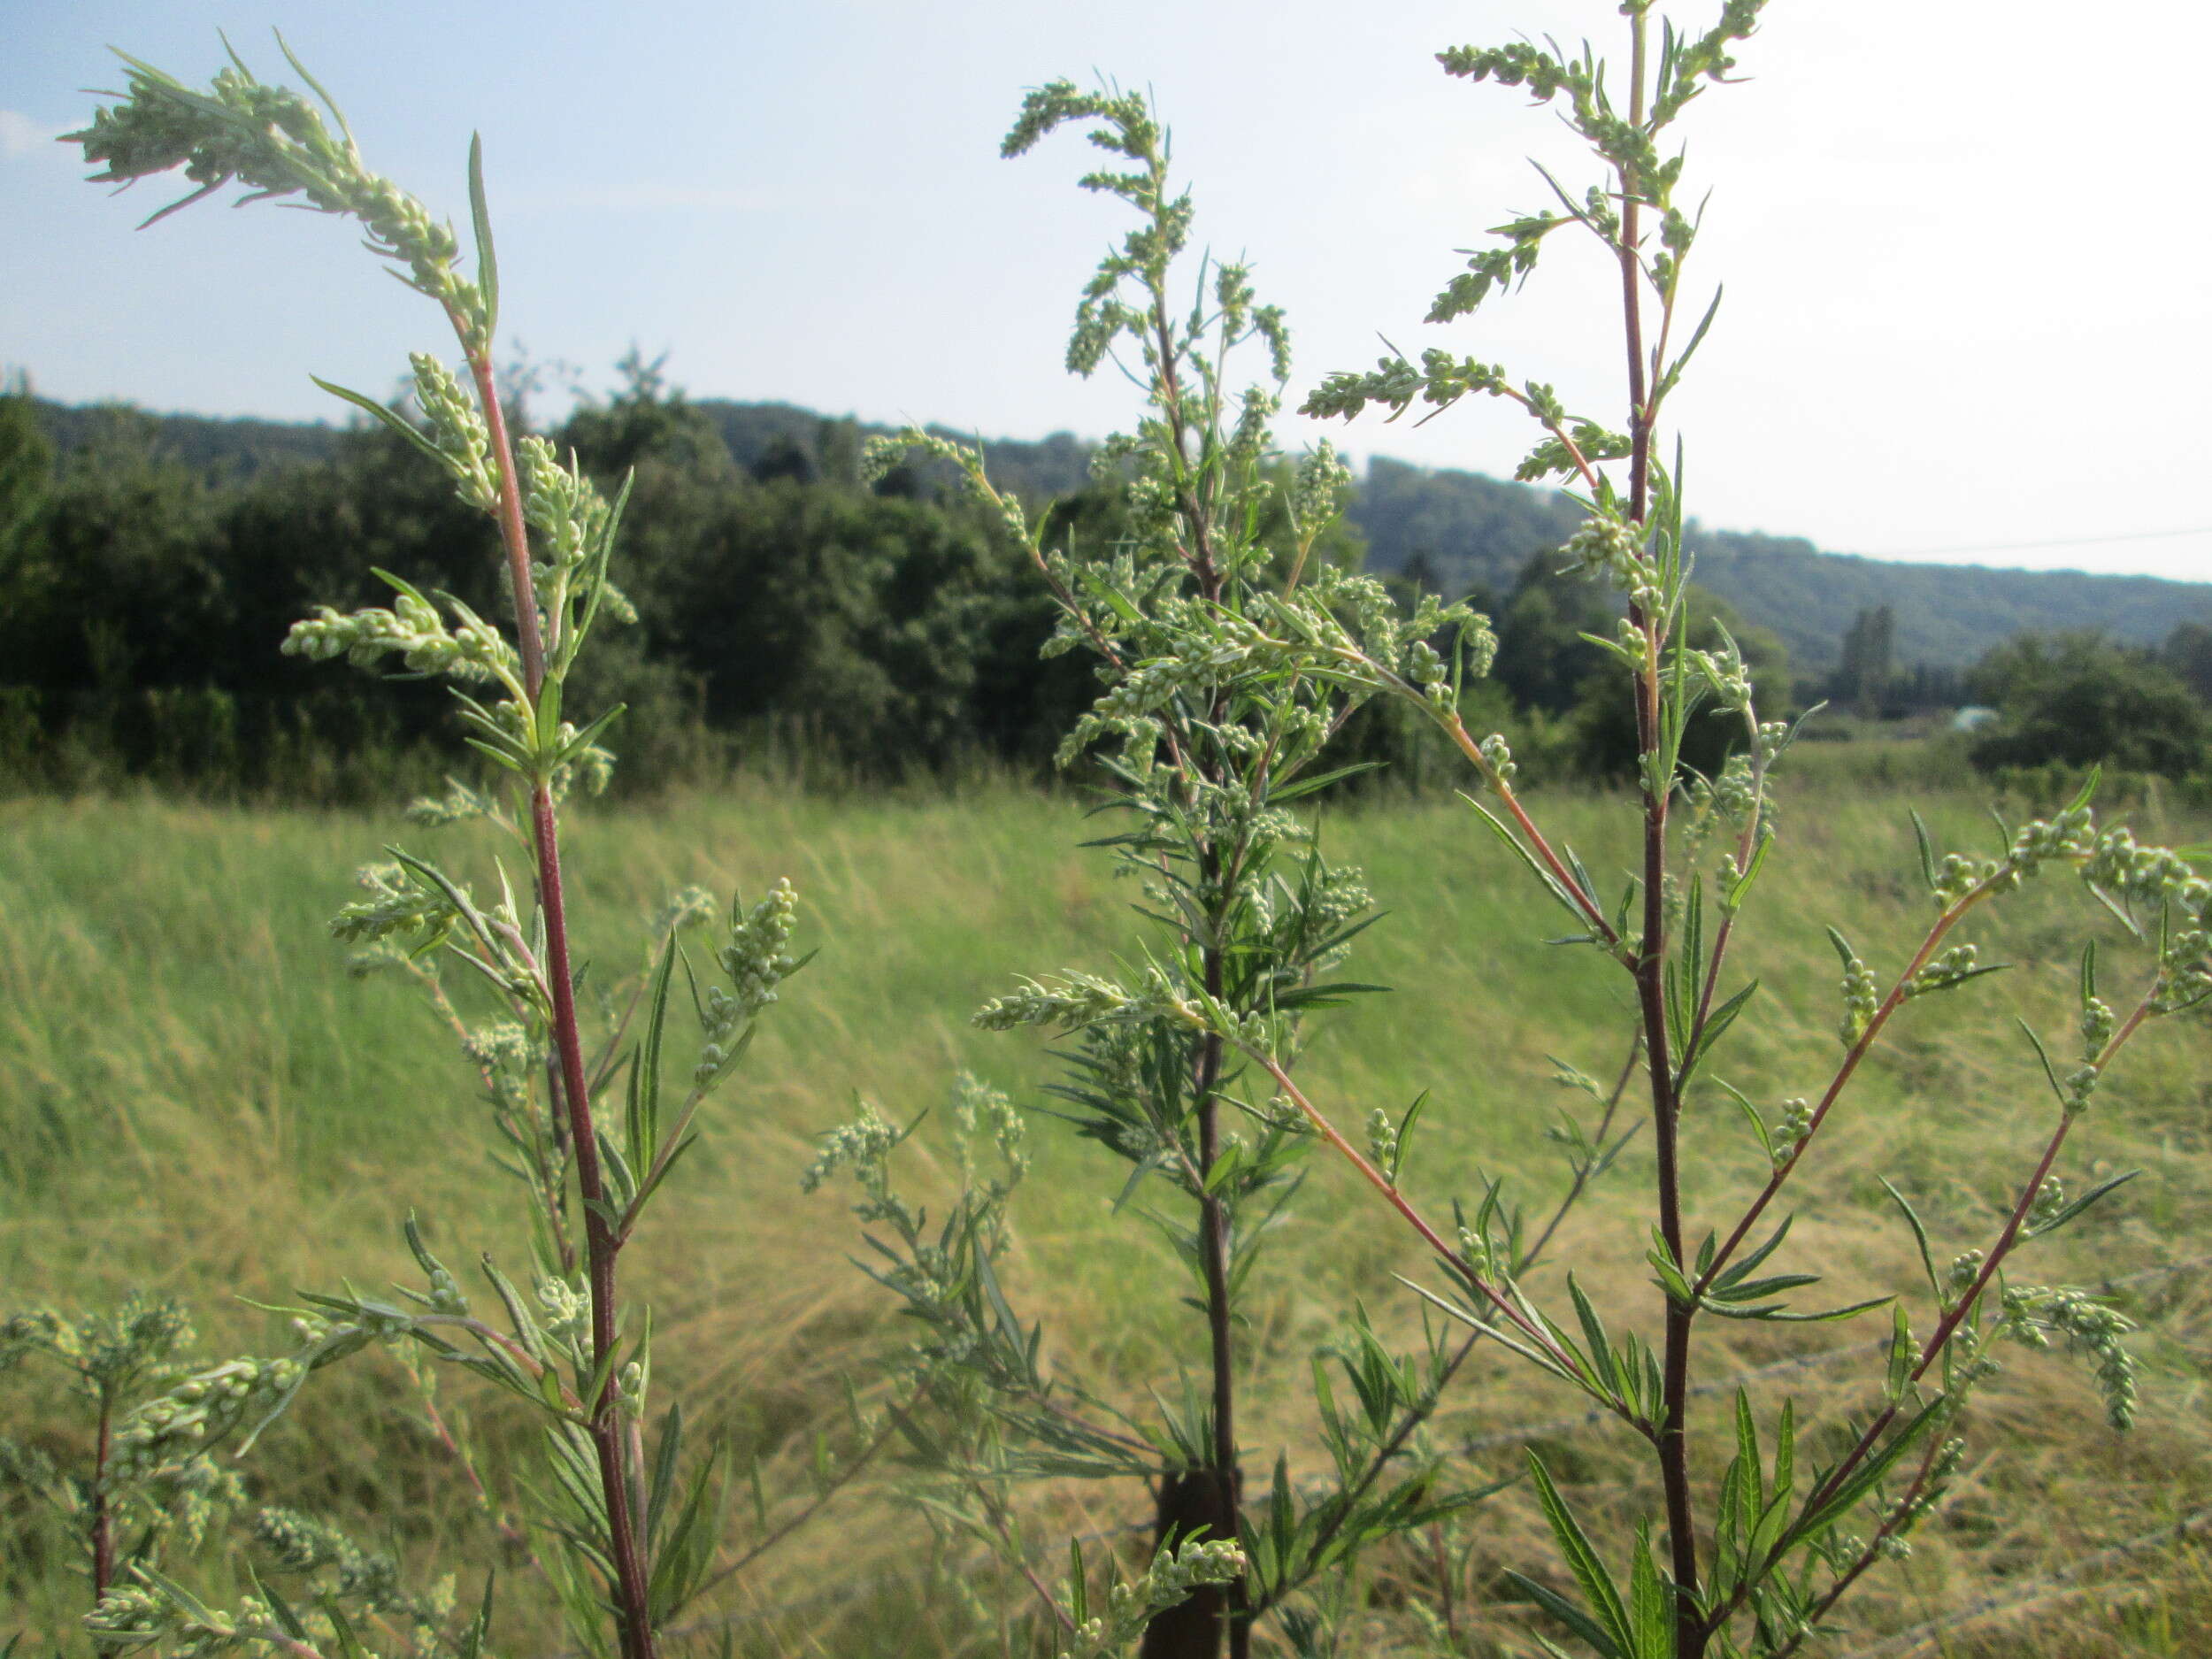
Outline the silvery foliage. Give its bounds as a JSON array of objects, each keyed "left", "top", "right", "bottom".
[
  {"left": 1210, "top": 4, "right": 2207, "bottom": 1655},
  {"left": 817, "top": 79, "right": 1530, "bottom": 1656},
  {"left": 42, "top": 39, "right": 812, "bottom": 1659}
]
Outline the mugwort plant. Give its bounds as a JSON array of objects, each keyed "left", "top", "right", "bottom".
[
  {"left": 1260, "top": 4, "right": 2203, "bottom": 1655},
  {"left": 826, "top": 78, "right": 1624, "bottom": 1659},
  {"left": 16, "top": 39, "right": 833, "bottom": 1659}
]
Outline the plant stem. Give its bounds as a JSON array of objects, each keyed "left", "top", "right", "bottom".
[
  {"left": 90, "top": 1394, "right": 114, "bottom": 1606},
  {"left": 465, "top": 338, "right": 656, "bottom": 1659},
  {"left": 1241, "top": 1053, "right": 1606, "bottom": 1400},
  {"left": 1133, "top": 235, "right": 1247, "bottom": 1656},
  {"left": 1616, "top": 19, "right": 1701, "bottom": 1649},
  {"left": 1766, "top": 1433, "right": 1949, "bottom": 1659},
  {"left": 1523, "top": 1034, "right": 1643, "bottom": 1271},
  {"left": 1710, "top": 995, "right": 2157, "bottom": 1643},
  {"left": 1694, "top": 886, "right": 1996, "bottom": 1296}
]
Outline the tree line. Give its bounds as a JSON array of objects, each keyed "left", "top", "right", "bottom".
[{"left": 2, "top": 367, "right": 2208, "bottom": 800}]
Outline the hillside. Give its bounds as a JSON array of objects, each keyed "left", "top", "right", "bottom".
[{"left": 32, "top": 395, "right": 2212, "bottom": 671}]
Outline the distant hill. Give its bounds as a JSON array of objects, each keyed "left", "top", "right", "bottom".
[
  {"left": 1342, "top": 457, "right": 2212, "bottom": 670},
  {"left": 33, "top": 395, "right": 2212, "bottom": 672},
  {"left": 34, "top": 398, "right": 343, "bottom": 478}
]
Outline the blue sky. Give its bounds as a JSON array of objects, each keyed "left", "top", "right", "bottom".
[{"left": 4, "top": 0, "right": 2208, "bottom": 580}]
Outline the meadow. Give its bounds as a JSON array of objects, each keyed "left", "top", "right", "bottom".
[{"left": 5, "top": 761, "right": 2210, "bottom": 1655}]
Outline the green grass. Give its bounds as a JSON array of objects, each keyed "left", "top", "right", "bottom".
[{"left": 4, "top": 768, "right": 2209, "bottom": 1655}]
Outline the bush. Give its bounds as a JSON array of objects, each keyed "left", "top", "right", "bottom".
[{"left": 1968, "top": 631, "right": 2209, "bottom": 780}]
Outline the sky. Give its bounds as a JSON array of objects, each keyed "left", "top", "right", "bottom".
[{"left": 4, "top": 0, "right": 2208, "bottom": 582}]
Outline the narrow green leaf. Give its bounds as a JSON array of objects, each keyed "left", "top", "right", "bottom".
[
  {"left": 1713, "top": 1079, "right": 1773, "bottom": 1165},
  {"left": 467, "top": 132, "right": 499, "bottom": 333},
  {"left": 1628, "top": 1525, "right": 1673, "bottom": 1659},
  {"left": 311, "top": 375, "right": 445, "bottom": 466},
  {"left": 1523, "top": 1451, "right": 1632, "bottom": 1657},
  {"left": 1909, "top": 810, "right": 1938, "bottom": 894},
  {"left": 1503, "top": 1571, "right": 1626, "bottom": 1659},
  {"left": 2025, "top": 1168, "right": 2141, "bottom": 1239},
  {"left": 2015, "top": 1018, "right": 2067, "bottom": 1105},
  {"left": 1878, "top": 1178, "right": 1939, "bottom": 1296},
  {"left": 1713, "top": 1215, "right": 1794, "bottom": 1292}
]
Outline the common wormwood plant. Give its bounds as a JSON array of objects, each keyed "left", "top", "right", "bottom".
[
  {"left": 818, "top": 80, "right": 1627, "bottom": 1659},
  {"left": 27, "top": 40, "right": 822, "bottom": 1659},
  {"left": 1248, "top": 5, "right": 2201, "bottom": 1655}
]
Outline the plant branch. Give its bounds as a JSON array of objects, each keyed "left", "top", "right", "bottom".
[{"left": 1694, "top": 883, "right": 2000, "bottom": 1297}]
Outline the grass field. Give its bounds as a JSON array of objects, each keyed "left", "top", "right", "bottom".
[{"left": 4, "top": 766, "right": 2210, "bottom": 1655}]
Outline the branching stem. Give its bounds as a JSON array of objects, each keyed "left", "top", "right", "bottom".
[{"left": 465, "top": 331, "right": 656, "bottom": 1659}]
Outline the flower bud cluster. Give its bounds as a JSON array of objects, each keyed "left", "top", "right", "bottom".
[
  {"left": 253, "top": 1505, "right": 401, "bottom": 1609},
  {"left": 799, "top": 1102, "right": 917, "bottom": 1229},
  {"left": 330, "top": 861, "right": 464, "bottom": 948},
  {"left": 1306, "top": 864, "right": 1371, "bottom": 940},
  {"left": 1405, "top": 638, "right": 1447, "bottom": 689},
  {"left": 2, "top": 1294, "right": 194, "bottom": 1394},
  {"left": 1905, "top": 944, "right": 1979, "bottom": 999},
  {"left": 1457, "top": 1222, "right": 1502, "bottom": 1280},
  {"left": 517, "top": 436, "right": 609, "bottom": 572},
  {"left": 1751, "top": 719, "right": 1795, "bottom": 768},
  {"left": 1770, "top": 1098, "right": 1814, "bottom": 1167},
  {"left": 2080, "top": 827, "right": 2203, "bottom": 910},
  {"left": 1057, "top": 1540, "right": 1248, "bottom": 1659},
  {"left": 1290, "top": 442, "right": 1351, "bottom": 536},
  {"left": 535, "top": 1275, "right": 590, "bottom": 1348},
  {"left": 1931, "top": 851, "right": 2000, "bottom": 908},
  {"left": 653, "top": 884, "right": 718, "bottom": 937},
  {"left": 2078, "top": 998, "right": 2116, "bottom": 1061},
  {"left": 284, "top": 590, "right": 518, "bottom": 686},
  {"left": 462, "top": 1019, "right": 537, "bottom": 1084},
  {"left": 950, "top": 1072, "right": 1030, "bottom": 1186},
  {"left": 1711, "top": 754, "right": 1757, "bottom": 826},
  {"left": 1946, "top": 1250, "right": 1984, "bottom": 1298},
  {"left": 717, "top": 880, "right": 799, "bottom": 1018},
  {"left": 695, "top": 879, "right": 801, "bottom": 1087},
  {"left": 69, "top": 56, "right": 489, "bottom": 342},
  {"left": 1690, "top": 641, "right": 1753, "bottom": 713},
  {"left": 2060, "top": 1063, "right": 2100, "bottom": 1118},
  {"left": 1365, "top": 1108, "right": 1399, "bottom": 1177},
  {"left": 1995, "top": 806, "right": 2097, "bottom": 889},
  {"left": 108, "top": 1356, "right": 306, "bottom": 1484},
  {"left": 411, "top": 353, "right": 496, "bottom": 513},
  {"left": 1560, "top": 511, "right": 1667, "bottom": 613},
  {"left": 2153, "top": 961, "right": 2212, "bottom": 1018},
  {"left": 88, "top": 1574, "right": 331, "bottom": 1659},
  {"left": 2030, "top": 1178, "right": 2066, "bottom": 1231},
  {"left": 1837, "top": 953, "right": 1880, "bottom": 1046},
  {"left": 2003, "top": 1285, "right": 2139, "bottom": 1428},
  {"left": 975, "top": 971, "right": 1141, "bottom": 1033},
  {"left": 618, "top": 1359, "right": 647, "bottom": 1418},
  {"left": 1478, "top": 733, "right": 1517, "bottom": 785},
  {"left": 403, "top": 778, "right": 495, "bottom": 829}
]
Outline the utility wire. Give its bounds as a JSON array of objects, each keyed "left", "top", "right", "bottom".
[{"left": 1856, "top": 525, "right": 2212, "bottom": 560}]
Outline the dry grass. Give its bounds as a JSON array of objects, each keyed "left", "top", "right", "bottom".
[{"left": 2, "top": 766, "right": 2208, "bottom": 1655}]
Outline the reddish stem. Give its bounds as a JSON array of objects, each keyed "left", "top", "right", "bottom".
[
  {"left": 91, "top": 1398, "right": 114, "bottom": 1605},
  {"left": 463, "top": 333, "right": 656, "bottom": 1659},
  {"left": 1694, "top": 886, "right": 1994, "bottom": 1297}
]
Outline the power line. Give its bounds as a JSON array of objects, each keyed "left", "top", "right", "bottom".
[{"left": 1859, "top": 525, "right": 2212, "bottom": 560}]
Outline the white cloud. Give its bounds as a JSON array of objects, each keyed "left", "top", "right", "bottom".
[{"left": 0, "top": 110, "right": 70, "bottom": 161}]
